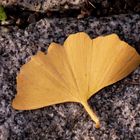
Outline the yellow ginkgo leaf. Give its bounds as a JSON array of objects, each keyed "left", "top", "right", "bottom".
[{"left": 12, "top": 32, "right": 140, "bottom": 128}]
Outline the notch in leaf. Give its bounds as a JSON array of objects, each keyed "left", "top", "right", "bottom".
[{"left": 12, "top": 32, "right": 140, "bottom": 128}]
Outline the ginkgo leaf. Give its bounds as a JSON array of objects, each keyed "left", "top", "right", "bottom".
[{"left": 12, "top": 32, "right": 140, "bottom": 128}]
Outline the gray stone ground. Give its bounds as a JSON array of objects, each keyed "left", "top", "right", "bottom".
[
  {"left": 0, "top": 0, "right": 85, "bottom": 12},
  {"left": 0, "top": 14, "right": 140, "bottom": 139}
]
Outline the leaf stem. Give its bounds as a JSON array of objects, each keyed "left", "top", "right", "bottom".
[{"left": 82, "top": 101, "right": 100, "bottom": 128}]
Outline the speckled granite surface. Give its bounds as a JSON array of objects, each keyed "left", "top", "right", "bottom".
[{"left": 0, "top": 14, "right": 140, "bottom": 139}]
